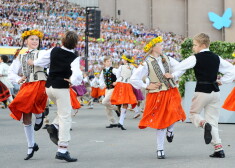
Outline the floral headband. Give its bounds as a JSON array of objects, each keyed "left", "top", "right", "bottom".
[
  {"left": 21, "top": 29, "right": 44, "bottom": 39},
  {"left": 143, "top": 36, "right": 163, "bottom": 53},
  {"left": 121, "top": 55, "right": 134, "bottom": 63}
]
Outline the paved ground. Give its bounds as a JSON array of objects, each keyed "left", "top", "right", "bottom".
[{"left": 1, "top": 103, "right": 235, "bottom": 168}]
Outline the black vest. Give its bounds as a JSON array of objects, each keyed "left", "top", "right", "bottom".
[
  {"left": 46, "top": 47, "right": 77, "bottom": 88},
  {"left": 103, "top": 67, "right": 117, "bottom": 89},
  {"left": 194, "top": 51, "right": 220, "bottom": 93}
]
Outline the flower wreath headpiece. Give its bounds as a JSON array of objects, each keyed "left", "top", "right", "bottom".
[
  {"left": 143, "top": 36, "right": 163, "bottom": 53},
  {"left": 121, "top": 54, "right": 135, "bottom": 63},
  {"left": 21, "top": 29, "right": 44, "bottom": 39}
]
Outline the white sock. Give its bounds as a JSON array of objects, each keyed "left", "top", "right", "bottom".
[
  {"left": 156, "top": 129, "right": 166, "bottom": 151},
  {"left": 34, "top": 113, "right": 43, "bottom": 125},
  {"left": 167, "top": 123, "right": 175, "bottom": 137},
  {"left": 24, "top": 124, "right": 35, "bottom": 154},
  {"left": 58, "top": 142, "right": 68, "bottom": 153},
  {"left": 119, "top": 108, "right": 126, "bottom": 125}
]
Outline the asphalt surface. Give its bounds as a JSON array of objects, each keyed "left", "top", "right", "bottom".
[{"left": 1, "top": 103, "right": 235, "bottom": 168}]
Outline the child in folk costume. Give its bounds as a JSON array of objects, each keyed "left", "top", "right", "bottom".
[
  {"left": 8, "top": 29, "right": 48, "bottom": 160},
  {"left": 0, "top": 81, "right": 10, "bottom": 108},
  {"left": 90, "top": 72, "right": 101, "bottom": 109},
  {"left": 223, "top": 52, "right": 235, "bottom": 111},
  {"left": 111, "top": 55, "right": 137, "bottom": 130},
  {"left": 27, "top": 31, "right": 83, "bottom": 162},
  {"left": 130, "top": 36, "right": 186, "bottom": 159},
  {"left": 99, "top": 56, "right": 120, "bottom": 128},
  {"left": 0, "top": 55, "right": 14, "bottom": 107},
  {"left": 173, "top": 33, "right": 235, "bottom": 158}
]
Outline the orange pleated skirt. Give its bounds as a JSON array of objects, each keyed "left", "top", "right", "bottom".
[
  {"left": 139, "top": 88, "right": 186, "bottom": 129},
  {"left": 111, "top": 82, "right": 137, "bottom": 105},
  {"left": 70, "top": 88, "right": 81, "bottom": 110},
  {"left": 98, "top": 88, "right": 105, "bottom": 97},
  {"left": 91, "top": 87, "right": 100, "bottom": 98},
  {"left": 9, "top": 81, "right": 48, "bottom": 121},
  {"left": 222, "top": 87, "right": 235, "bottom": 111}
]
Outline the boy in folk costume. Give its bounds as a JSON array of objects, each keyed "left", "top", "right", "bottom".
[
  {"left": 8, "top": 29, "right": 48, "bottom": 160},
  {"left": 90, "top": 72, "right": 101, "bottom": 109},
  {"left": 111, "top": 55, "right": 137, "bottom": 130},
  {"left": 130, "top": 36, "right": 186, "bottom": 159},
  {"left": 173, "top": 33, "right": 235, "bottom": 158},
  {"left": 27, "top": 31, "right": 83, "bottom": 162},
  {"left": 99, "top": 56, "right": 120, "bottom": 128}
]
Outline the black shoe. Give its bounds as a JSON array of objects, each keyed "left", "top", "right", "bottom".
[
  {"left": 43, "top": 124, "right": 49, "bottom": 129},
  {"left": 210, "top": 150, "right": 225, "bottom": 158},
  {"left": 204, "top": 123, "right": 212, "bottom": 144},
  {"left": 117, "top": 123, "right": 126, "bottom": 130},
  {"left": 166, "top": 130, "right": 174, "bottom": 143},
  {"left": 34, "top": 113, "right": 45, "bottom": 131},
  {"left": 47, "top": 124, "right": 59, "bottom": 145},
  {"left": 24, "top": 143, "right": 39, "bottom": 160},
  {"left": 55, "top": 151, "right": 77, "bottom": 162},
  {"left": 157, "top": 150, "right": 165, "bottom": 159},
  {"left": 106, "top": 124, "right": 118, "bottom": 128}
]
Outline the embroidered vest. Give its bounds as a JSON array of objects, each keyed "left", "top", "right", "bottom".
[
  {"left": 146, "top": 55, "right": 176, "bottom": 93},
  {"left": 19, "top": 50, "right": 47, "bottom": 82},
  {"left": 119, "top": 64, "right": 133, "bottom": 83},
  {"left": 103, "top": 67, "right": 117, "bottom": 89}
]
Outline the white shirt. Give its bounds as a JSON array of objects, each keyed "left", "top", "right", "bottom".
[
  {"left": 91, "top": 77, "right": 100, "bottom": 88},
  {"left": 130, "top": 56, "right": 185, "bottom": 89},
  {"left": 33, "top": 46, "right": 83, "bottom": 86},
  {"left": 172, "top": 49, "right": 235, "bottom": 84}
]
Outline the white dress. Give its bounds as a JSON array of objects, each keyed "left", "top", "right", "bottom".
[{"left": 0, "top": 62, "right": 13, "bottom": 89}]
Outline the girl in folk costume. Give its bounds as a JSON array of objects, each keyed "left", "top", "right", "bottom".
[
  {"left": 130, "top": 36, "right": 186, "bottom": 159},
  {"left": 223, "top": 52, "right": 235, "bottom": 111},
  {"left": 111, "top": 55, "right": 137, "bottom": 130},
  {"left": 0, "top": 55, "right": 14, "bottom": 107},
  {"left": 90, "top": 72, "right": 101, "bottom": 109},
  {"left": 0, "top": 81, "right": 10, "bottom": 108},
  {"left": 8, "top": 29, "right": 48, "bottom": 160}
]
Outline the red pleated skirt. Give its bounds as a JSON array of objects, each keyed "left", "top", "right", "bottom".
[
  {"left": 91, "top": 87, "right": 100, "bottom": 98},
  {"left": 139, "top": 88, "right": 186, "bottom": 129},
  {"left": 70, "top": 88, "right": 81, "bottom": 110},
  {"left": 98, "top": 88, "right": 105, "bottom": 97},
  {"left": 111, "top": 82, "right": 137, "bottom": 105},
  {"left": 9, "top": 81, "right": 48, "bottom": 121}
]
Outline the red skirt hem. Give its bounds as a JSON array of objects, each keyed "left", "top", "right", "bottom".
[{"left": 138, "top": 88, "right": 186, "bottom": 129}]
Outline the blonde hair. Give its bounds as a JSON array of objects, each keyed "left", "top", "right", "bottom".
[
  {"left": 193, "top": 33, "right": 210, "bottom": 48},
  {"left": 104, "top": 56, "right": 111, "bottom": 62}
]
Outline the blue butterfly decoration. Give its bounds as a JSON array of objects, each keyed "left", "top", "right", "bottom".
[{"left": 208, "top": 8, "right": 232, "bottom": 30}]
